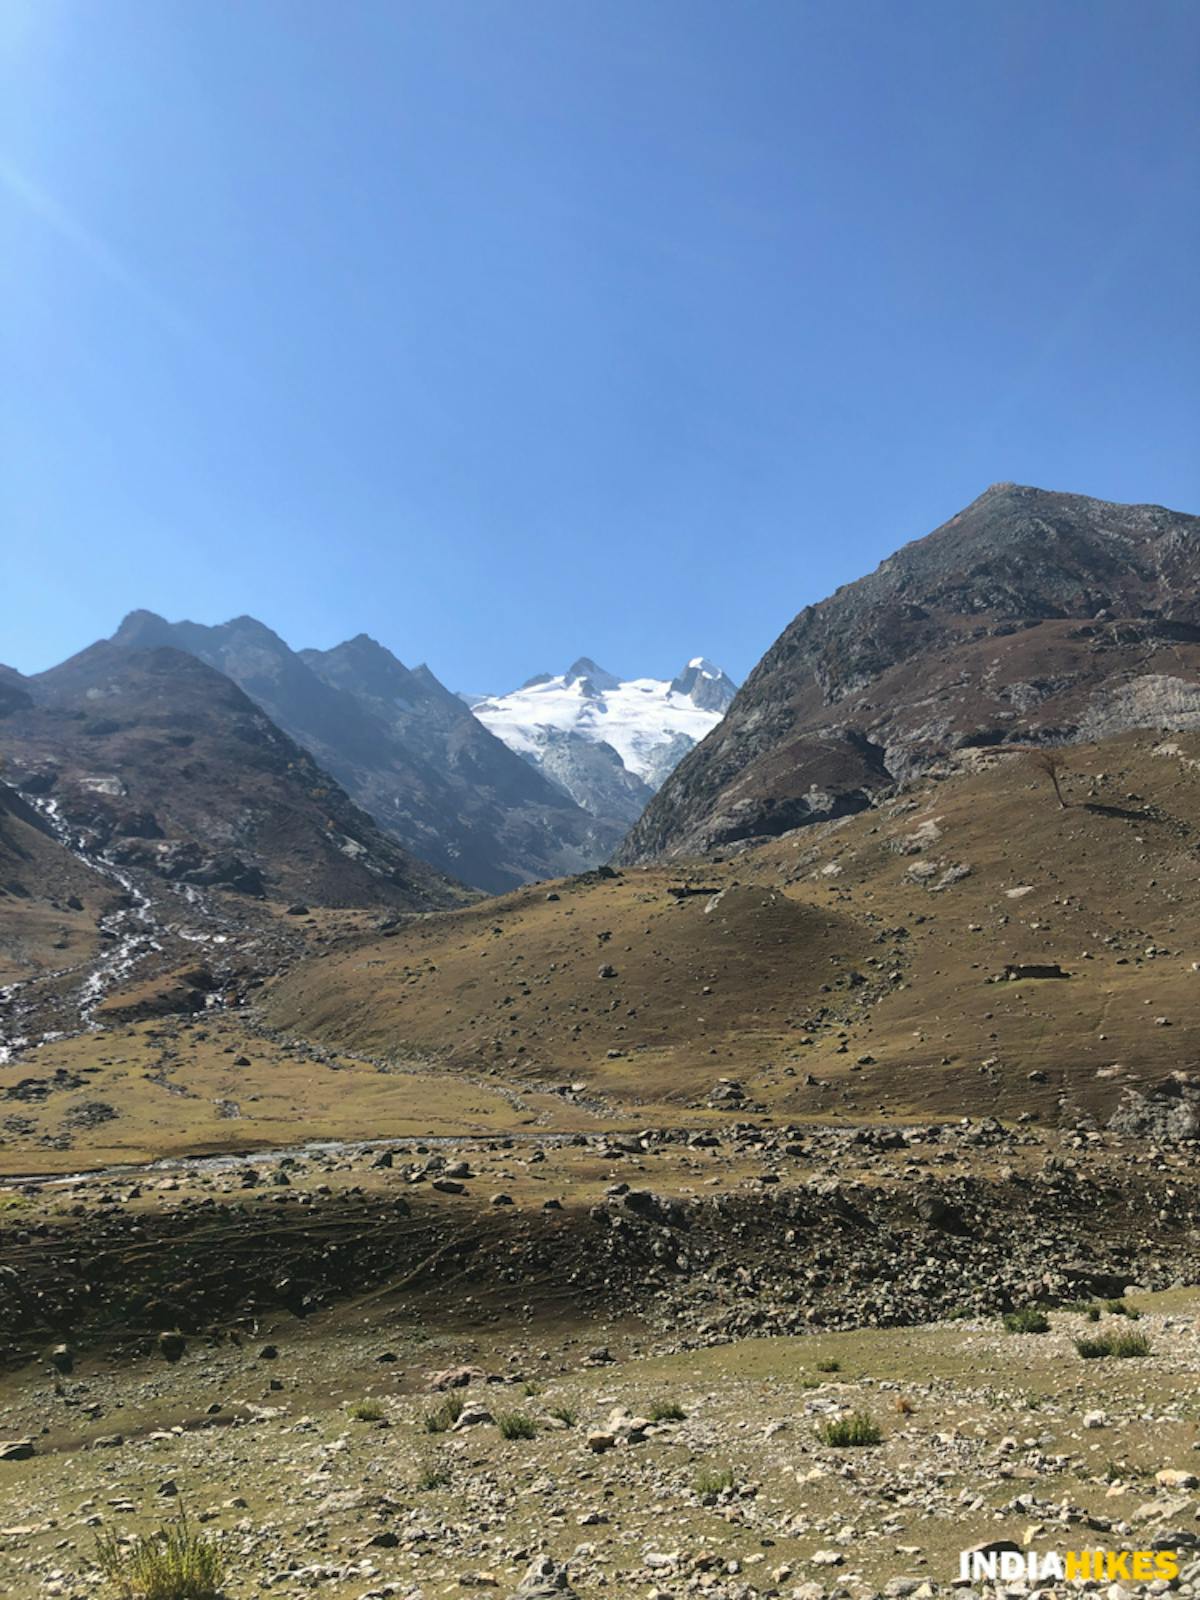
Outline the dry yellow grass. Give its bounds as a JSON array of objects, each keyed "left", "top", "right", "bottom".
[{"left": 267, "top": 730, "right": 1200, "bottom": 1124}]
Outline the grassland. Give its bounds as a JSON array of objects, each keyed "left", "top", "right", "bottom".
[{"left": 4, "top": 732, "right": 1199, "bottom": 1180}]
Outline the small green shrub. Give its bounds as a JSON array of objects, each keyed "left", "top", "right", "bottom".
[
  {"left": 415, "top": 1453, "right": 451, "bottom": 1491},
  {"left": 1076, "top": 1330, "right": 1151, "bottom": 1360},
  {"left": 423, "top": 1393, "right": 464, "bottom": 1433},
  {"left": 546, "top": 1403, "right": 577, "bottom": 1427},
  {"left": 95, "top": 1508, "right": 224, "bottom": 1600},
  {"left": 1086, "top": 1304, "right": 1101, "bottom": 1322},
  {"left": 496, "top": 1410, "right": 537, "bottom": 1440},
  {"left": 693, "top": 1465, "right": 735, "bottom": 1497},
  {"left": 818, "top": 1411, "right": 883, "bottom": 1447},
  {"left": 346, "top": 1398, "right": 385, "bottom": 1422},
  {"left": 1004, "top": 1308, "right": 1050, "bottom": 1334},
  {"left": 815, "top": 1358, "right": 840, "bottom": 1373},
  {"left": 649, "top": 1399, "right": 686, "bottom": 1422},
  {"left": 1105, "top": 1299, "right": 1140, "bottom": 1319}
]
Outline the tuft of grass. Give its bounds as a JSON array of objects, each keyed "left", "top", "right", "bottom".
[
  {"left": 415, "top": 1452, "right": 451, "bottom": 1491},
  {"left": 496, "top": 1410, "right": 537, "bottom": 1440},
  {"left": 95, "top": 1507, "right": 224, "bottom": 1600},
  {"left": 693, "top": 1466, "right": 735, "bottom": 1497},
  {"left": 423, "top": 1393, "right": 464, "bottom": 1433},
  {"left": 814, "top": 1358, "right": 840, "bottom": 1373},
  {"left": 1112, "top": 1330, "right": 1151, "bottom": 1357},
  {"left": 818, "top": 1410, "right": 883, "bottom": 1447},
  {"left": 1086, "top": 1304, "right": 1101, "bottom": 1322},
  {"left": 1076, "top": 1330, "right": 1152, "bottom": 1360},
  {"left": 1003, "top": 1308, "right": 1050, "bottom": 1334},
  {"left": 649, "top": 1399, "right": 686, "bottom": 1423},
  {"left": 345, "top": 1398, "right": 385, "bottom": 1422},
  {"left": 1105, "top": 1298, "right": 1141, "bottom": 1319},
  {"left": 546, "top": 1403, "right": 577, "bottom": 1427},
  {"left": 1075, "top": 1335, "right": 1109, "bottom": 1359}
]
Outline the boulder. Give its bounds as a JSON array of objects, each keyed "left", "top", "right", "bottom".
[
  {"left": 157, "top": 1330, "right": 186, "bottom": 1364},
  {"left": 508, "top": 1555, "right": 579, "bottom": 1598},
  {"left": 1108, "top": 1076, "right": 1200, "bottom": 1142},
  {"left": 426, "top": 1365, "right": 487, "bottom": 1391},
  {"left": 48, "top": 1342, "right": 74, "bottom": 1375}
]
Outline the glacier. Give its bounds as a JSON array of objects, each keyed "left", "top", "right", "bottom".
[{"left": 471, "top": 657, "right": 737, "bottom": 826}]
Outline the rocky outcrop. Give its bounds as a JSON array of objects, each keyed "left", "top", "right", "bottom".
[
  {"left": 526, "top": 728, "right": 655, "bottom": 827},
  {"left": 1108, "top": 1074, "right": 1200, "bottom": 1142}
]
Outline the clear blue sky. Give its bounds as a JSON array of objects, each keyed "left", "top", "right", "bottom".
[{"left": 4, "top": 1, "right": 1198, "bottom": 690}]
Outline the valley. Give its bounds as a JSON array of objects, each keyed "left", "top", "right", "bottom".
[
  {"left": 3, "top": 489, "right": 1200, "bottom": 1600},
  {"left": 3, "top": 727, "right": 1200, "bottom": 1599}
]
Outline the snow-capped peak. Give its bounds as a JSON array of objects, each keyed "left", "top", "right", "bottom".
[
  {"left": 472, "top": 657, "right": 737, "bottom": 794},
  {"left": 668, "top": 657, "right": 739, "bottom": 713},
  {"left": 563, "top": 657, "right": 621, "bottom": 693}
]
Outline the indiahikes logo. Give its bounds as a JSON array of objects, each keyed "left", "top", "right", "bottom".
[{"left": 958, "top": 1545, "right": 1180, "bottom": 1584}]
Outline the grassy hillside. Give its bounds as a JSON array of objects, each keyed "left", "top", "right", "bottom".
[{"left": 268, "top": 730, "right": 1200, "bottom": 1124}]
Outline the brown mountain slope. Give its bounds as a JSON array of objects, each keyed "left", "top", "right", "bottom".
[
  {"left": 617, "top": 484, "right": 1200, "bottom": 862},
  {"left": 266, "top": 730, "right": 1200, "bottom": 1127},
  {"left": 0, "top": 644, "right": 469, "bottom": 911},
  {"left": 0, "top": 780, "right": 114, "bottom": 986}
]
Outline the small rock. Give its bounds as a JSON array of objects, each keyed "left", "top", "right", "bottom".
[
  {"left": 1156, "top": 1469, "right": 1199, "bottom": 1490},
  {"left": 453, "top": 1402, "right": 495, "bottom": 1430}
]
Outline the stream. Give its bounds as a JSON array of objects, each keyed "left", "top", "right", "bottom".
[{"left": 0, "top": 792, "right": 233, "bottom": 1062}]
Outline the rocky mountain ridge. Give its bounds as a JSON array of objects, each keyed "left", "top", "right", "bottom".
[
  {"left": 0, "top": 642, "right": 462, "bottom": 912},
  {"left": 99, "top": 612, "right": 619, "bottom": 894},
  {"left": 618, "top": 484, "right": 1200, "bottom": 861}
]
